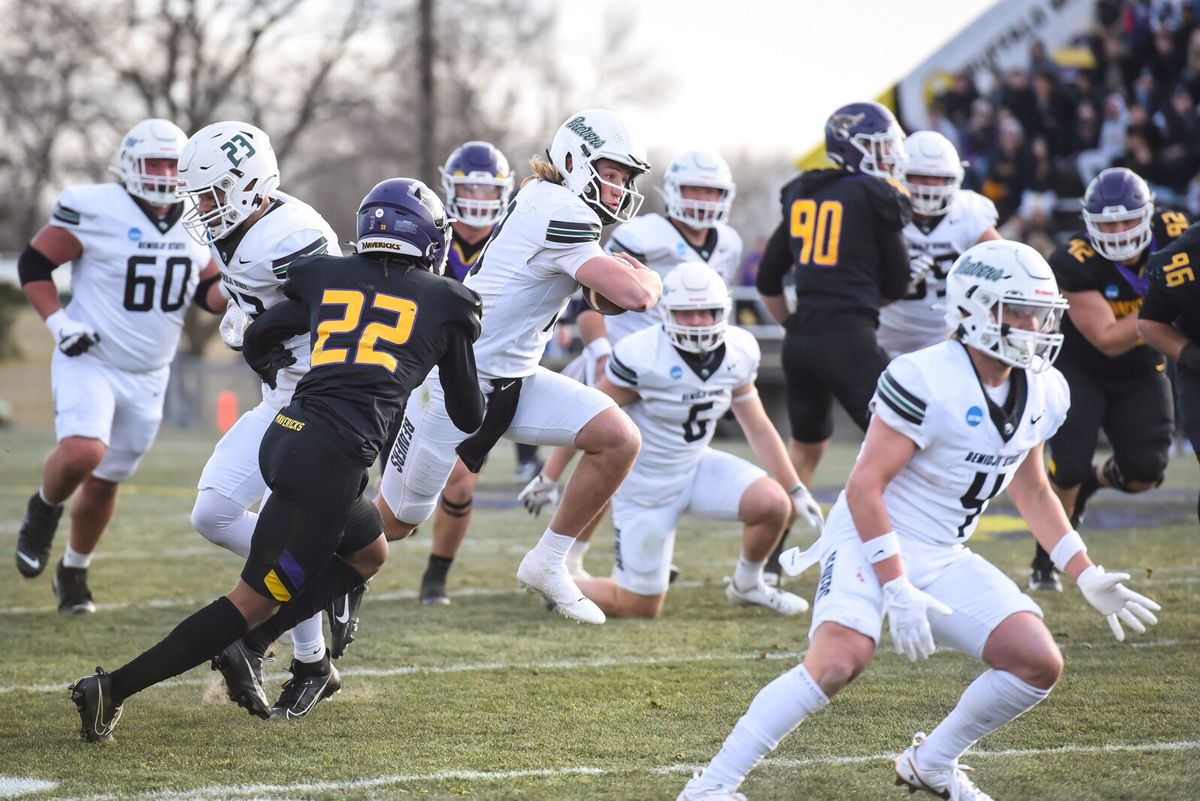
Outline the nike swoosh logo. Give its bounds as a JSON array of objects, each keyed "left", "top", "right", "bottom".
[
  {"left": 17, "top": 552, "right": 40, "bottom": 570},
  {"left": 497, "top": 381, "right": 516, "bottom": 391},
  {"left": 1031, "top": 415, "right": 1043, "bottom": 424},
  {"left": 334, "top": 599, "right": 350, "bottom": 624},
  {"left": 237, "top": 257, "right": 253, "bottom": 265}
]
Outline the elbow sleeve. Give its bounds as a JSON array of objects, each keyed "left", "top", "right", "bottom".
[{"left": 17, "top": 245, "right": 58, "bottom": 286}]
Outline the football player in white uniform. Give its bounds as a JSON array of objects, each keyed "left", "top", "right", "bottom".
[
  {"left": 534, "top": 263, "right": 822, "bottom": 618},
  {"left": 377, "top": 108, "right": 663, "bottom": 625},
  {"left": 176, "top": 121, "right": 348, "bottom": 719},
  {"left": 523, "top": 150, "right": 745, "bottom": 581},
  {"left": 877, "top": 130, "right": 1000, "bottom": 359},
  {"left": 680, "top": 241, "right": 1162, "bottom": 801},
  {"left": 15, "top": 119, "right": 220, "bottom": 614}
]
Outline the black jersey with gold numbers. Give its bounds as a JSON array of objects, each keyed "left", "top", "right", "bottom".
[
  {"left": 243, "top": 253, "right": 483, "bottom": 465},
  {"left": 756, "top": 169, "right": 912, "bottom": 333},
  {"left": 1143, "top": 220, "right": 1200, "bottom": 346},
  {"left": 1050, "top": 209, "right": 1190, "bottom": 378}
]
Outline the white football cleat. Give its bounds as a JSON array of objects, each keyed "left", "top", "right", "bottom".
[
  {"left": 677, "top": 773, "right": 749, "bottom": 801},
  {"left": 725, "top": 578, "right": 809, "bottom": 616},
  {"left": 894, "top": 733, "right": 995, "bottom": 800},
  {"left": 517, "top": 550, "right": 605, "bottom": 625}
]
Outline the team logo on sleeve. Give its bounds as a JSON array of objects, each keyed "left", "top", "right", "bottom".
[
  {"left": 965, "top": 406, "right": 983, "bottom": 426},
  {"left": 670, "top": 365, "right": 683, "bottom": 379},
  {"left": 128, "top": 227, "right": 142, "bottom": 242}
]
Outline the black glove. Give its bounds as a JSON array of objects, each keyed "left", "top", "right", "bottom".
[{"left": 244, "top": 344, "right": 296, "bottom": 390}]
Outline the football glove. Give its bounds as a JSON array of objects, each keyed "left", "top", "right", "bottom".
[
  {"left": 45, "top": 309, "right": 100, "bottom": 357},
  {"left": 882, "top": 575, "right": 952, "bottom": 661},
  {"left": 789, "top": 483, "right": 824, "bottom": 532},
  {"left": 906, "top": 252, "right": 936, "bottom": 292},
  {"left": 219, "top": 303, "right": 249, "bottom": 351},
  {"left": 517, "top": 473, "right": 560, "bottom": 517},
  {"left": 1076, "top": 565, "right": 1161, "bottom": 642},
  {"left": 245, "top": 343, "right": 296, "bottom": 390}
]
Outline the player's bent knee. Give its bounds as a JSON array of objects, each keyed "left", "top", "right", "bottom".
[
  {"left": 576, "top": 407, "right": 640, "bottom": 457},
  {"left": 1107, "top": 453, "right": 1166, "bottom": 492},
  {"left": 191, "top": 489, "right": 248, "bottom": 547},
  {"left": 344, "top": 535, "right": 388, "bottom": 578},
  {"left": 57, "top": 437, "right": 107, "bottom": 475},
  {"left": 739, "top": 478, "right": 790, "bottom": 526},
  {"left": 376, "top": 494, "right": 419, "bottom": 541}
]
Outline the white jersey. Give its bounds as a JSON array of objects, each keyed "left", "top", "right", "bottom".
[
  {"left": 877, "top": 190, "right": 998, "bottom": 357},
  {"left": 211, "top": 192, "right": 339, "bottom": 408},
  {"left": 827, "top": 340, "right": 1069, "bottom": 547},
  {"left": 607, "top": 324, "right": 759, "bottom": 504},
  {"left": 603, "top": 213, "right": 743, "bottom": 343},
  {"left": 51, "top": 184, "right": 210, "bottom": 372},
  {"left": 464, "top": 180, "right": 606, "bottom": 379}
]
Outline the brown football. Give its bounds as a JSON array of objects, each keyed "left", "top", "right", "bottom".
[{"left": 582, "top": 286, "right": 626, "bottom": 316}]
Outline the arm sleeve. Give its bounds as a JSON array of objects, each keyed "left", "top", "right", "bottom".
[
  {"left": 755, "top": 220, "right": 792, "bottom": 295},
  {"left": 876, "top": 227, "right": 912, "bottom": 302},
  {"left": 17, "top": 245, "right": 59, "bottom": 285},
  {"left": 241, "top": 299, "right": 310, "bottom": 363},
  {"left": 869, "top": 355, "right": 930, "bottom": 449},
  {"left": 439, "top": 327, "right": 484, "bottom": 433}
]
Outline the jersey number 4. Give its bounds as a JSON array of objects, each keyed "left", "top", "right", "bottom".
[
  {"left": 123, "top": 256, "right": 193, "bottom": 312},
  {"left": 958, "top": 470, "right": 1006, "bottom": 538},
  {"left": 310, "top": 289, "right": 418, "bottom": 373}
]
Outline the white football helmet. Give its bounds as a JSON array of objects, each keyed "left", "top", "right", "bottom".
[
  {"left": 660, "top": 262, "right": 732, "bottom": 354},
  {"left": 439, "top": 140, "right": 514, "bottom": 227},
  {"left": 945, "top": 240, "right": 1068, "bottom": 371},
  {"left": 902, "top": 131, "right": 964, "bottom": 216},
  {"left": 662, "top": 150, "right": 736, "bottom": 228},
  {"left": 111, "top": 118, "right": 188, "bottom": 206},
  {"left": 177, "top": 121, "right": 280, "bottom": 245},
  {"left": 548, "top": 109, "right": 650, "bottom": 224}
]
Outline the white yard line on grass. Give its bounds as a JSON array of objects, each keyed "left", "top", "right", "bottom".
[
  {"left": 38, "top": 740, "right": 1200, "bottom": 801},
  {"left": 4, "top": 637, "right": 1194, "bottom": 697}
]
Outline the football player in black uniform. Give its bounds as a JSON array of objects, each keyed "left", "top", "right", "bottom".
[
  {"left": 68, "top": 178, "right": 484, "bottom": 741},
  {"left": 1139, "top": 219, "right": 1200, "bottom": 524},
  {"left": 757, "top": 101, "right": 912, "bottom": 488},
  {"left": 1032, "top": 168, "right": 1189, "bottom": 590}
]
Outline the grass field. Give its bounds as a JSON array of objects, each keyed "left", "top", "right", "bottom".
[{"left": 1, "top": 425, "right": 1197, "bottom": 801}]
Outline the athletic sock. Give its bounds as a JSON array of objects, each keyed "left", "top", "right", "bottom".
[
  {"left": 290, "top": 612, "right": 326, "bottom": 663},
  {"left": 424, "top": 553, "right": 454, "bottom": 583},
  {"left": 63, "top": 545, "right": 92, "bottom": 569},
  {"left": 244, "top": 558, "right": 366, "bottom": 655},
  {"left": 917, "top": 669, "right": 1050, "bottom": 771},
  {"left": 691, "top": 664, "right": 829, "bottom": 792},
  {"left": 564, "top": 539, "right": 590, "bottom": 575},
  {"left": 532, "top": 529, "right": 573, "bottom": 563},
  {"left": 733, "top": 556, "right": 765, "bottom": 591},
  {"left": 109, "top": 596, "right": 247, "bottom": 704},
  {"left": 38, "top": 488, "right": 62, "bottom": 507}
]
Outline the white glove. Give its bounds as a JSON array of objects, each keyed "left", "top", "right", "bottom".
[
  {"left": 1076, "top": 565, "right": 1161, "bottom": 642},
  {"left": 45, "top": 309, "right": 100, "bottom": 357},
  {"left": 789, "top": 483, "right": 824, "bottom": 532},
  {"left": 219, "top": 303, "right": 249, "bottom": 351},
  {"left": 517, "top": 473, "right": 560, "bottom": 517},
  {"left": 882, "top": 575, "right": 952, "bottom": 661},
  {"left": 907, "top": 252, "right": 935, "bottom": 291}
]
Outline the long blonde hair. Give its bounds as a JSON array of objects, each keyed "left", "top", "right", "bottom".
[{"left": 524, "top": 154, "right": 563, "bottom": 188}]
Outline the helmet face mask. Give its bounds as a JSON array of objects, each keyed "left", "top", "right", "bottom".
[
  {"left": 177, "top": 122, "right": 280, "bottom": 245},
  {"left": 901, "top": 130, "right": 964, "bottom": 216},
  {"left": 945, "top": 241, "right": 1068, "bottom": 371},
  {"left": 659, "top": 262, "right": 731, "bottom": 354},
  {"left": 662, "top": 150, "right": 736, "bottom": 228},
  {"left": 1082, "top": 168, "right": 1154, "bottom": 262},
  {"left": 114, "top": 119, "right": 188, "bottom": 206},
  {"left": 825, "top": 102, "right": 907, "bottom": 179},
  {"left": 440, "top": 141, "right": 513, "bottom": 227},
  {"left": 548, "top": 109, "right": 650, "bottom": 224},
  {"left": 356, "top": 178, "right": 452, "bottom": 274}
]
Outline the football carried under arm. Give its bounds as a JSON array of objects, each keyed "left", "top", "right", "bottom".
[{"left": 575, "top": 251, "right": 662, "bottom": 313}]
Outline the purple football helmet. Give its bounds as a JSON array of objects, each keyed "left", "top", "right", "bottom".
[
  {"left": 439, "top": 141, "right": 513, "bottom": 227},
  {"left": 1082, "top": 167, "right": 1154, "bottom": 262},
  {"left": 824, "top": 101, "right": 906, "bottom": 178},
  {"left": 356, "top": 178, "right": 452, "bottom": 274}
]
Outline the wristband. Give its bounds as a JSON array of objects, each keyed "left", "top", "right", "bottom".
[
  {"left": 1049, "top": 529, "right": 1087, "bottom": 572},
  {"left": 861, "top": 530, "right": 901, "bottom": 564},
  {"left": 584, "top": 337, "right": 612, "bottom": 359}
]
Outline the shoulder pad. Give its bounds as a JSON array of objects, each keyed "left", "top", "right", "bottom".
[{"left": 864, "top": 175, "right": 913, "bottom": 229}]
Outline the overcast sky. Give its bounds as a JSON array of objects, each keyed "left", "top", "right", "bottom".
[{"left": 559, "top": 0, "right": 996, "bottom": 159}]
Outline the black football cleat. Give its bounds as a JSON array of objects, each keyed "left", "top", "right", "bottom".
[
  {"left": 271, "top": 655, "right": 341, "bottom": 720},
  {"left": 212, "top": 639, "right": 271, "bottom": 719},
  {"left": 419, "top": 572, "right": 450, "bottom": 607},
  {"left": 1029, "top": 563, "right": 1063, "bottom": 593},
  {"left": 53, "top": 559, "right": 96, "bottom": 614},
  {"left": 70, "top": 667, "right": 123, "bottom": 743},
  {"left": 16, "top": 491, "right": 63, "bottom": 578},
  {"left": 328, "top": 581, "right": 369, "bottom": 659}
]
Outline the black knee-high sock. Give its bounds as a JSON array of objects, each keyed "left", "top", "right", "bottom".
[
  {"left": 109, "top": 596, "right": 247, "bottom": 705},
  {"left": 423, "top": 553, "right": 454, "bottom": 583},
  {"left": 244, "top": 558, "right": 366, "bottom": 654}
]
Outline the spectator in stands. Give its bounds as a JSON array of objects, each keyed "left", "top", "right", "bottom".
[
  {"left": 1077, "top": 93, "right": 1128, "bottom": 184},
  {"left": 1009, "top": 135, "right": 1059, "bottom": 257},
  {"left": 983, "top": 116, "right": 1032, "bottom": 223}
]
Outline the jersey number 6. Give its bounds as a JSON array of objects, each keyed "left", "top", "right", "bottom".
[{"left": 310, "top": 289, "right": 418, "bottom": 373}]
